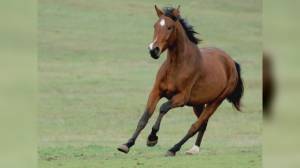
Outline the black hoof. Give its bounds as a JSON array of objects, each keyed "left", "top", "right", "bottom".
[
  {"left": 147, "top": 134, "right": 158, "bottom": 147},
  {"left": 165, "top": 150, "right": 176, "bottom": 157},
  {"left": 147, "top": 139, "right": 158, "bottom": 147},
  {"left": 117, "top": 144, "right": 129, "bottom": 154}
]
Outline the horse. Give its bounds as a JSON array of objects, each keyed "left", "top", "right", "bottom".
[{"left": 117, "top": 5, "right": 244, "bottom": 156}]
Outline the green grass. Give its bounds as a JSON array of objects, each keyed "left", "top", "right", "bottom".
[{"left": 38, "top": 0, "right": 262, "bottom": 167}]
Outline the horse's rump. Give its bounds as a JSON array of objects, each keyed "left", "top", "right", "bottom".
[{"left": 188, "top": 47, "right": 243, "bottom": 108}]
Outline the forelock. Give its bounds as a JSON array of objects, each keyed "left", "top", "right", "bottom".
[{"left": 162, "top": 7, "right": 178, "bottom": 21}]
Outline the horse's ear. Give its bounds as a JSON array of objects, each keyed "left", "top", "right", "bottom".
[
  {"left": 154, "top": 5, "right": 163, "bottom": 17},
  {"left": 172, "top": 5, "right": 181, "bottom": 17}
]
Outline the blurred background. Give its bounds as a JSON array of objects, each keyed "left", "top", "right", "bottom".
[
  {"left": 0, "top": 1, "right": 37, "bottom": 168},
  {"left": 2, "top": 0, "right": 299, "bottom": 168},
  {"left": 264, "top": 0, "right": 300, "bottom": 168}
]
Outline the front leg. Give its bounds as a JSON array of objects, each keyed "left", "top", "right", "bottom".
[
  {"left": 147, "top": 93, "right": 188, "bottom": 146},
  {"left": 117, "top": 90, "right": 160, "bottom": 153},
  {"left": 146, "top": 101, "right": 171, "bottom": 146}
]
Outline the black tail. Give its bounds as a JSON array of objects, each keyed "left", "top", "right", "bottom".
[{"left": 227, "top": 62, "right": 244, "bottom": 111}]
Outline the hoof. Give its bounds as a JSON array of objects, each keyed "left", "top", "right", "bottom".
[
  {"left": 147, "top": 138, "right": 158, "bottom": 147},
  {"left": 147, "top": 135, "right": 158, "bottom": 147},
  {"left": 147, "top": 139, "right": 158, "bottom": 147},
  {"left": 185, "top": 145, "right": 200, "bottom": 155},
  {"left": 117, "top": 144, "right": 129, "bottom": 154},
  {"left": 165, "top": 150, "right": 176, "bottom": 157}
]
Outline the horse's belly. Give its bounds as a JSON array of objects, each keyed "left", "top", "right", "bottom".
[
  {"left": 188, "top": 76, "right": 227, "bottom": 105},
  {"left": 188, "top": 88, "right": 222, "bottom": 105}
]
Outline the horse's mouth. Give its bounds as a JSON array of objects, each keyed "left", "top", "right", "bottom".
[{"left": 150, "top": 53, "right": 160, "bottom": 59}]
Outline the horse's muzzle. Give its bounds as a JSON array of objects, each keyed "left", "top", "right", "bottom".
[{"left": 149, "top": 47, "right": 160, "bottom": 59}]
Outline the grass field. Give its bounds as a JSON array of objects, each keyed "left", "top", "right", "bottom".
[{"left": 38, "top": 0, "right": 262, "bottom": 167}]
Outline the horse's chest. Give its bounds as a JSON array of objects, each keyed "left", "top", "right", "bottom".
[{"left": 159, "top": 75, "right": 178, "bottom": 98}]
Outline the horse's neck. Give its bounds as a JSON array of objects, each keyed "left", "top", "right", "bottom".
[{"left": 166, "top": 25, "right": 199, "bottom": 66}]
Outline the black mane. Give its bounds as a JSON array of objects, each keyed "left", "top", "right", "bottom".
[{"left": 163, "top": 7, "right": 201, "bottom": 44}]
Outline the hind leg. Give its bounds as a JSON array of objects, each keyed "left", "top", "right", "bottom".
[
  {"left": 185, "top": 105, "right": 208, "bottom": 155},
  {"left": 166, "top": 101, "right": 222, "bottom": 156}
]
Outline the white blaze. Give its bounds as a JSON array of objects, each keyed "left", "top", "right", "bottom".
[
  {"left": 160, "top": 19, "right": 165, "bottom": 26},
  {"left": 148, "top": 38, "right": 157, "bottom": 50}
]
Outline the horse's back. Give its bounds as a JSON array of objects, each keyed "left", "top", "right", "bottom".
[
  {"left": 200, "top": 47, "right": 235, "bottom": 64},
  {"left": 199, "top": 47, "right": 236, "bottom": 77}
]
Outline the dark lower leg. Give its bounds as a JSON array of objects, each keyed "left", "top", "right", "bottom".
[
  {"left": 168, "top": 102, "right": 220, "bottom": 155},
  {"left": 148, "top": 113, "right": 164, "bottom": 141},
  {"left": 125, "top": 111, "right": 151, "bottom": 148},
  {"left": 168, "top": 130, "right": 198, "bottom": 153},
  {"left": 148, "top": 101, "right": 172, "bottom": 143},
  {"left": 195, "top": 122, "right": 207, "bottom": 147},
  {"left": 169, "top": 117, "right": 208, "bottom": 153}
]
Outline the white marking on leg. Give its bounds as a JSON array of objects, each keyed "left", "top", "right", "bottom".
[
  {"left": 160, "top": 19, "right": 165, "bottom": 26},
  {"left": 185, "top": 145, "right": 200, "bottom": 155}
]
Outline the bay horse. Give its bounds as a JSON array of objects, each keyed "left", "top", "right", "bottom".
[{"left": 118, "top": 5, "right": 244, "bottom": 156}]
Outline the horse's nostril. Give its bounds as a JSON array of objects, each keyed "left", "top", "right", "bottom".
[
  {"left": 152, "top": 47, "right": 160, "bottom": 55},
  {"left": 149, "top": 47, "right": 160, "bottom": 59}
]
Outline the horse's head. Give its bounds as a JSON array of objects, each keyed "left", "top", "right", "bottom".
[{"left": 148, "top": 5, "right": 180, "bottom": 59}]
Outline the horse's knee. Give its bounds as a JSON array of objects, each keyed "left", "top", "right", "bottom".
[{"left": 159, "top": 102, "right": 171, "bottom": 114}]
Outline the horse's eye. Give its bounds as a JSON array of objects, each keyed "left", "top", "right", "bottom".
[{"left": 168, "top": 27, "right": 172, "bottom": 30}]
